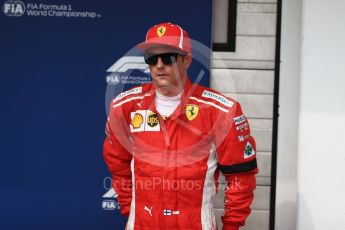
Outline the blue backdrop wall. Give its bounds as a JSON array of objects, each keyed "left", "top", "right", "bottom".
[{"left": 0, "top": 0, "right": 212, "bottom": 229}]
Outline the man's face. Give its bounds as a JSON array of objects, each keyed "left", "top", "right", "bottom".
[{"left": 145, "top": 47, "right": 192, "bottom": 96}]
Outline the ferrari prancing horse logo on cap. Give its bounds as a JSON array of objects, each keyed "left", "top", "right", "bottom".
[
  {"left": 186, "top": 105, "right": 199, "bottom": 121},
  {"left": 157, "top": 26, "right": 166, "bottom": 37}
]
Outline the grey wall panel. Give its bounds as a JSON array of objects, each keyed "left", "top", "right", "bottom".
[
  {"left": 252, "top": 128, "right": 273, "bottom": 152},
  {"left": 213, "top": 36, "right": 276, "bottom": 61},
  {"left": 257, "top": 177, "right": 271, "bottom": 186},
  {"left": 224, "top": 94, "right": 274, "bottom": 119},
  {"left": 238, "top": 3, "right": 277, "bottom": 13},
  {"left": 250, "top": 118, "right": 273, "bottom": 152},
  {"left": 211, "top": 69, "right": 274, "bottom": 94},
  {"left": 212, "top": 59, "right": 275, "bottom": 69},
  {"left": 249, "top": 118, "right": 273, "bottom": 130},
  {"left": 237, "top": 13, "right": 277, "bottom": 36},
  {"left": 239, "top": 0, "right": 277, "bottom": 3},
  {"left": 256, "top": 152, "right": 272, "bottom": 178}
]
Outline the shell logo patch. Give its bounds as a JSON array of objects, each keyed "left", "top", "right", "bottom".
[
  {"left": 157, "top": 26, "right": 166, "bottom": 37},
  {"left": 186, "top": 104, "right": 199, "bottom": 121},
  {"left": 131, "top": 113, "right": 144, "bottom": 129}
]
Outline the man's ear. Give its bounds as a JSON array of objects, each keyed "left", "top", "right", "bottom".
[{"left": 184, "top": 53, "right": 192, "bottom": 69}]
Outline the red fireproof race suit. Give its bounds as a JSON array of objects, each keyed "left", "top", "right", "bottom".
[{"left": 103, "top": 78, "right": 258, "bottom": 230}]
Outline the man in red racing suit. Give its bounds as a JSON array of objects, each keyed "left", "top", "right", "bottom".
[{"left": 103, "top": 22, "right": 258, "bottom": 230}]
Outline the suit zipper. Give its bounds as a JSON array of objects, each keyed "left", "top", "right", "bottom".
[{"left": 159, "top": 115, "right": 171, "bottom": 147}]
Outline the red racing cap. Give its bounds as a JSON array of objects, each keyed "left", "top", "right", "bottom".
[{"left": 136, "top": 22, "right": 192, "bottom": 54}]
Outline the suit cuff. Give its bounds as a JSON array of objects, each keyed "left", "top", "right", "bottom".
[
  {"left": 120, "top": 205, "right": 130, "bottom": 217},
  {"left": 222, "top": 224, "right": 240, "bottom": 230}
]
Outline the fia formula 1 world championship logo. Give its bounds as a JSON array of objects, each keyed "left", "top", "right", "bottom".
[
  {"left": 102, "top": 177, "right": 120, "bottom": 211},
  {"left": 3, "top": 0, "right": 25, "bottom": 16}
]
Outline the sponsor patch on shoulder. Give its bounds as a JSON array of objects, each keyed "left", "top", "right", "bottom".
[
  {"left": 113, "top": 87, "right": 142, "bottom": 103},
  {"left": 234, "top": 115, "right": 246, "bottom": 125},
  {"left": 201, "top": 90, "right": 234, "bottom": 107},
  {"left": 244, "top": 141, "right": 256, "bottom": 159}
]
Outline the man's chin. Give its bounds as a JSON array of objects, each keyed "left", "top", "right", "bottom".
[
  {"left": 154, "top": 80, "right": 176, "bottom": 89},
  {"left": 154, "top": 83, "right": 181, "bottom": 95}
]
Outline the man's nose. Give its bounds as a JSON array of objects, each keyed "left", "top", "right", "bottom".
[{"left": 156, "top": 57, "right": 165, "bottom": 68}]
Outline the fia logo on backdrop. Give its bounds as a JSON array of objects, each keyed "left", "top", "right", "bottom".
[
  {"left": 3, "top": 0, "right": 25, "bottom": 16},
  {"left": 106, "top": 56, "right": 151, "bottom": 85},
  {"left": 102, "top": 177, "right": 120, "bottom": 211}
]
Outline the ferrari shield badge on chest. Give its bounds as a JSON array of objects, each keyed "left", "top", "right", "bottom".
[{"left": 186, "top": 104, "right": 199, "bottom": 121}]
